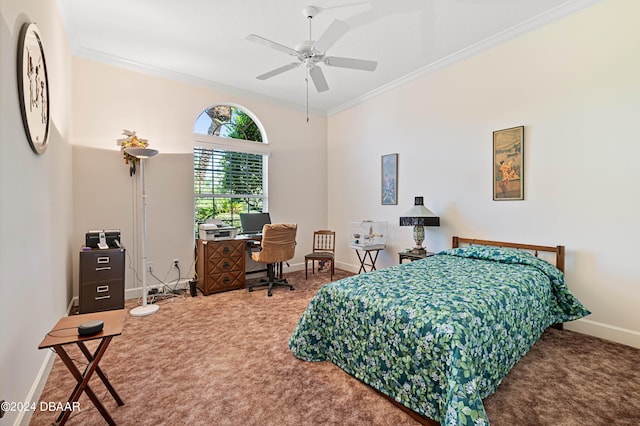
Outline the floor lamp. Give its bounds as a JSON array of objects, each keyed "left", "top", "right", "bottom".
[{"left": 125, "top": 147, "right": 160, "bottom": 317}]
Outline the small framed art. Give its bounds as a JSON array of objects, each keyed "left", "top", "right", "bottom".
[
  {"left": 17, "top": 22, "right": 50, "bottom": 155},
  {"left": 493, "top": 126, "right": 524, "bottom": 200},
  {"left": 381, "top": 153, "right": 398, "bottom": 205}
]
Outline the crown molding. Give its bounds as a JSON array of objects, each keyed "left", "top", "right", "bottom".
[
  {"left": 72, "top": 46, "right": 327, "bottom": 117},
  {"left": 327, "top": 0, "right": 602, "bottom": 117}
]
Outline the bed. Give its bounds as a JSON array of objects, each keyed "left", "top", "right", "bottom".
[{"left": 289, "top": 237, "right": 590, "bottom": 425}]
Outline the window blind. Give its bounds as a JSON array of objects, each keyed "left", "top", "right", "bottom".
[
  {"left": 194, "top": 146, "right": 266, "bottom": 230},
  {"left": 194, "top": 147, "right": 264, "bottom": 197}
]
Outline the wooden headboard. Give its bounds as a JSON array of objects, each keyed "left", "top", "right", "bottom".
[{"left": 452, "top": 236, "right": 565, "bottom": 272}]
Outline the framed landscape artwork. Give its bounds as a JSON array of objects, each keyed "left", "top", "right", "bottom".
[
  {"left": 381, "top": 153, "right": 398, "bottom": 205},
  {"left": 493, "top": 126, "right": 524, "bottom": 200}
]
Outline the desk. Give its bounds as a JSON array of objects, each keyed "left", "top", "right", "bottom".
[
  {"left": 350, "top": 245, "right": 384, "bottom": 274},
  {"left": 38, "top": 310, "right": 125, "bottom": 425}
]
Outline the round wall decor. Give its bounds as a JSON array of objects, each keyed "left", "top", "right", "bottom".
[{"left": 17, "top": 22, "right": 50, "bottom": 155}]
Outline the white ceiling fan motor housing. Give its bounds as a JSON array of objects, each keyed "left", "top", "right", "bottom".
[{"left": 302, "top": 6, "right": 320, "bottom": 19}]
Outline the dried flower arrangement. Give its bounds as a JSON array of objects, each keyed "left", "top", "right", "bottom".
[{"left": 116, "top": 129, "right": 149, "bottom": 176}]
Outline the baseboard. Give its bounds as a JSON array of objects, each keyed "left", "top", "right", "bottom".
[
  {"left": 564, "top": 318, "right": 640, "bottom": 349},
  {"left": 15, "top": 351, "right": 55, "bottom": 426},
  {"left": 335, "top": 261, "right": 364, "bottom": 275},
  {"left": 16, "top": 298, "right": 77, "bottom": 425}
]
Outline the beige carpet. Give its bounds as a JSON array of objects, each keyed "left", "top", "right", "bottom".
[{"left": 31, "top": 269, "right": 640, "bottom": 425}]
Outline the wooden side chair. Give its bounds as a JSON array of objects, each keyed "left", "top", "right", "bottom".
[{"left": 304, "top": 230, "right": 335, "bottom": 280}]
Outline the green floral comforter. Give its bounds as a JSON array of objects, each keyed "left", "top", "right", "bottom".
[{"left": 289, "top": 246, "right": 590, "bottom": 426}]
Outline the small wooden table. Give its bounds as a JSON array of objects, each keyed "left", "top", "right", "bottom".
[
  {"left": 38, "top": 310, "right": 126, "bottom": 425},
  {"left": 398, "top": 251, "right": 436, "bottom": 264},
  {"left": 350, "top": 245, "right": 384, "bottom": 273}
]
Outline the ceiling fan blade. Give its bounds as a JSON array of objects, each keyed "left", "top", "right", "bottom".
[
  {"left": 313, "top": 19, "right": 349, "bottom": 53},
  {"left": 309, "top": 66, "right": 329, "bottom": 92},
  {"left": 324, "top": 56, "right": 377, "bottom": 71},
  {"left": 256, "top": 62, "right": 300, "bottom": 80},
  {"left": 246, "top": 34, "right": 298, "bottom": 56}
]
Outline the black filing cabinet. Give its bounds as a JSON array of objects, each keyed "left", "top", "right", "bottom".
[{"left": 79, "top": 248, "right": 125, "bottom": 313}]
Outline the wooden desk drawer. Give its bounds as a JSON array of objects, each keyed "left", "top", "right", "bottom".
[
  {"left": 207, "top": 241, "right": 245, "bottom": 260},
  {"left": 207, "top": 256, "right": 244, "bottom": 274},
  {"left": 198, "top": 271, "right": 244, "bottom": 295}
]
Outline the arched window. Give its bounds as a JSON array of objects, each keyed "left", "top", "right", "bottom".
[
  {"left": 194, "top": 105, "right": 264, "bottom": 142},
  {"left": 193, "top": 104, "right": 268, "bottom": 232}
]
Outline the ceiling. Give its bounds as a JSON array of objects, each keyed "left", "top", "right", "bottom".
[{"left": 56, "top": 0, "right": 597, "bottom": 115}]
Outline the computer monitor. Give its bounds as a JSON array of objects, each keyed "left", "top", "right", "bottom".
[{"left": 240, "top": 212, "right": 271, "bottom": 235}]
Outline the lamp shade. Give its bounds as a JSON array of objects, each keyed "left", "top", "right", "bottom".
[
  {"left": 399, "top": 196, "right": 440, "bottom": 226},
  {"left": 124, "top": 147, "right": 158, "bottom": 159}
]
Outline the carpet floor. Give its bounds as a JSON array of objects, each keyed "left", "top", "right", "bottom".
[{"left": 30, "top": 269, "right": 640, "bottom": 425}]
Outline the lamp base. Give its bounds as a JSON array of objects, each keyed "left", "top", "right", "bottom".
[
  {"left": 410, "top": 247, "right": 427, "bottom": 255},
  {"left": 130, "top": 303, "right": 159, "bottom": 317}
]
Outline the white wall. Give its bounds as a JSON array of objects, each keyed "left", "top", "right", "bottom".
[
  {"left": 71, "top": 57, "right": 328, "bottom": 297},
  {"left": 2, "top": 2, "right": 637, "bottom": 419},
  {"left": 0, "top": 0, "right": 73, "bottom": 423},
  {"left": 328, "top": 0, "right": 640, "bottom": 348}
]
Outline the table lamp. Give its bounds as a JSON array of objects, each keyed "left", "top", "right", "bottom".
[{"left": 399, "top": 196, "right": 440, "bottom": 254}]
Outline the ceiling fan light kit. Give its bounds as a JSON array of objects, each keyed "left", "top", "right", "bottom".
[{"left": 247, "top": 4, "right": 377, "bottom": 94}]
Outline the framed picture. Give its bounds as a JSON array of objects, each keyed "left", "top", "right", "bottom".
[
  {"left": 381, "top": 153, "right": 398, "bottom": 205},
  {"left": 493, "top": 126, "right": 524, "bottom": 200},
  {"left": 17, "top": 23, "right": 50, "bottom": 155}
]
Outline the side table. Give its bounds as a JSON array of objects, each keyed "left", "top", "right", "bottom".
[
  {"left": 350, "top": 245, "right": 385, "bottom": 273},
  {"left": 398, "top": 251, "right": 436, "bottom": 264},
  {"left": 38, "top": 310, "right": 126, "bottom": 425}
]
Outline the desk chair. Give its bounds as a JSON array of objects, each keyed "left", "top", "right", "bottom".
[
  {"left": 247, "top": 223, "right": 297, "bottom": 297},
  {"left": 305, "top": 230, "right": 335, "bottom": 281}
]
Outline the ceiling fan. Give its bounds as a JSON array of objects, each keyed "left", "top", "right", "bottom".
[{"left": 247, "top": 5, "right": 377, "bottom": 93}]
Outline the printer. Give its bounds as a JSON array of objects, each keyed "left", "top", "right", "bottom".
[{"left": 198, "top": 220, "right": 238, "bottom": 241}]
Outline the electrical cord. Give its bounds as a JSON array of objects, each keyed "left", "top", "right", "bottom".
[
  {"left": 125, "top": 249, "right": 148, "bottom": 306},
  {"left": 160, "top": 264, "right": 184, "bottom": 293},
  {"left": 125, "top": 248, "right": 142, "bottom": 286},
  {"left": 121, "top": 246, "right": 195, "bottom": 306},
  {"left": 150, "top": 269, "right": 179, "bottom": 294},
  {"left": 48, "top": 348, "right": 89, "bottom": 367},
  {"left": 46, "top": 327, "right": 78, "bottom": 338},
  {"left": 125, "top": 243, "right": 196, "bottom": 300},
  {"left": 171, "top": 264, "right": 182, "bottom": 293}
]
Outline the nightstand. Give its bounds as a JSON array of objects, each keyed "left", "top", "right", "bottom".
[{"left": 398, "top": 251, "right": 436, "bottom": 264}]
